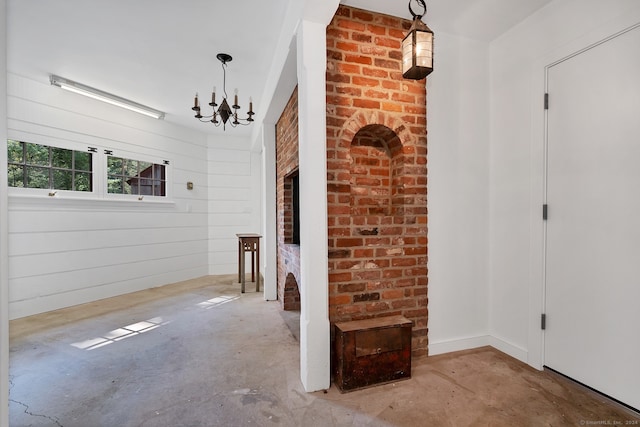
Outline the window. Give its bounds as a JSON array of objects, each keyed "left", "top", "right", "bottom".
[
  {"left": 7, "top": 138, "right": 172, "bottom": 201},
  {"left": 7, "top": 139, "right": 93, "bottom": 191},
  {"left": 107, "top": 155, "right": 166, "bottom": 197}
]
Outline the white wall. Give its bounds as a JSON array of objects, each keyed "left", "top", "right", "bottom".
[
  {"left": 427, "top": 0, "right": 640, "bottom": 366},
  {"left": 7, "top": 74, "right": 210, "bottom": 319},
  {"left": 207, "top": 133, "right": 262, "bottom": 275},
  {"left": 489, "top": 0, "right": 640, "bottom": 367},
  {"left": 1, "top": 0, "right": 10, "bottom": 424},
  {"left": 427, "top": 33, "right": 492, "bottom": 355}
]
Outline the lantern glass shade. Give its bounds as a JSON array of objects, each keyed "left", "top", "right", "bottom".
[{"left": 402, "top": 18, "right": 434, "bottom": 80}]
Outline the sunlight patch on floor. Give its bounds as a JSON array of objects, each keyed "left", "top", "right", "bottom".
[
  {"left": 70, "top": 317, "right": 170, "bottom": 351},
  {"left": 196, "top": 295, "right": 239, "bottom": 309}
]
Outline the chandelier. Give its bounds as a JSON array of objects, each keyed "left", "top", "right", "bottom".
[
  {"left": 191, "top": 53, "right": 255, "bottom": 130},
  {"left": 402, "top": 0, "right": 434, "bottom": 80}
]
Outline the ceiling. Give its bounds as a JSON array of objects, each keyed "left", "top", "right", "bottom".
[{"left": 7, "top": 0, "right": 552, "bottom": 137}]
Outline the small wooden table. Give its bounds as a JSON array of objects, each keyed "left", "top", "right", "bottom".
[{"left": 236, "top": 233, "right": 262, "bottom": 293}]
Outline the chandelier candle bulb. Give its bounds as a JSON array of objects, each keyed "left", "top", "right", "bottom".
[
  {"left": 193, "top": 93, "right": 199, "bottom": 110},
  {"left": 249, "top": 97, "right": 253, "bottom": 113}
]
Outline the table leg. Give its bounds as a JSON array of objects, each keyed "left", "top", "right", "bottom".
[
  {"left": 256, "top": 242, "right": 260, "bottom": 292},
  {"left": 240, "top": 242, "right": 246, "bottom": 293},
  {"left": 251, "top": 247, "right": 255, "bottom": 282},
  {"left": 238, "top": 239, "right": 241, "bottom": 284}
]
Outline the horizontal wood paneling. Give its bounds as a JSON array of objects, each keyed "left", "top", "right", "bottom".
[
  {"left": 8, "top": 210, "right": 208, "bottom": 233},
  {"left": 9, "top": 253, "right": 207, "bottom": 300},
  {"left": 9, "top": 227, "right": 207, "bottom": 256},
  {"left": 207, "top": 136, "right": 261, "bottom": 277},
  {"left": 208, "top": 201, "right": 253, "bottom": 214},
  {"left": 208, "top": 174, "right": 252, "bottom": 189},
  {"left": 7, "top": 74, "right": 211, "bottom": 319},
  {"left": 9, "top": 263, "right": 208, "bottom": 319},
  {"left": 208, "top": 188, "right": 251, "bottom": 201},
  {"left": 9, "top": 240, "right": 207, "bottom": 279},
  {"left": 208, "top": 161, "right": 251, "bottom": 176}
]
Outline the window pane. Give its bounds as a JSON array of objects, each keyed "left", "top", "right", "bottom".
[
  {"left": 108, "top": 176, "right": 123, "bottom": 194},
  {"left": 8, "top": 141, "right": 93, "bottom": 193},
  {"left": 106, "top": 156, "right": 167, "bottom": 197},
  {"left": 51, "top": 147, "right": 72, "bottom": 169},
  {"left": 138, "top": 161, "right": 152, "bottom": 178},
  {"left": 138, "top": 179, "right": 153, "bottom": 195},
  {"left": 25, "top": 143, "right": 50, "bottom": 166},
  {"left": 151, "top": 164, "right": 165, "bottom": 180},
  {"left": 123, "top": 179, "right": 132, "bottom": 194},
  {"left": 26, "top": 167, "right": 50, "bottom": 188},
  {"left": 74, "top": 151, "right": 92, "bottom": 172},
  {"left": 53, "top": 169, "right": 73, "bottom": 190},
  {"left": 124, "top": 159, "right": 138, "bottom": 177},
  {"left": 7, "top": 140, "right": 23, "bottom": 163},
  {"left": 153, "top": 180, "right": 166, "bottom": 196},
  {"left": 8, "top": 164, "right": 24, "bottom": 187},
  {"left": 74, "top": 172, "right": 92, "bottom": 192},
  {"left": 107, "top": 157, "right": 123, "bottom": 175}
]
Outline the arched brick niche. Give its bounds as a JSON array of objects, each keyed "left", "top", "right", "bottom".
[
  {"left": 350, "top": 124, "right": 405, "bottom": 217},
  {"left": 326, "top": 5, "right": 428, "bottom": 357}
]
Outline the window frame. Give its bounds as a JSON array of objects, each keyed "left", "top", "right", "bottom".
[
  {"left": 7, "top": 135, "right": 98, "bottom": 199},
  {"left": 6, "top": 133, "right": 172, "bottom": 203},
  {"left": 104, "top": 150, "right": 170, "bottom": 201}
]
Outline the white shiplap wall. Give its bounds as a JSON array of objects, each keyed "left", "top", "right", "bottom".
[
  {"left": 7, "top": 74, "right": 211, "bottom": 319},
  {"left": 207, "top": 135, "right": 262, "bottom": 275}
]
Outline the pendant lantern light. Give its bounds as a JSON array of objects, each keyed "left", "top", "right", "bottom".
[{"left": 402, "top": 0, "right": 434, "bottom": 80}]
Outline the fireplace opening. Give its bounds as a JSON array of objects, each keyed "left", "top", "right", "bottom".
[
  {"left": 283, "top": 272, "right": 301, "bottom": 311},
  {"left": 284, "top": 170, "right": 300, "bottom": 245}
]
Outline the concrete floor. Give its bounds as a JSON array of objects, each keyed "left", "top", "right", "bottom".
[{"left": 9, "top": 275, "right": 639, "bottom": 427}]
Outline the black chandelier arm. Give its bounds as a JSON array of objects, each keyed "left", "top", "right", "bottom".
[
  {"left": 408, "top": 0, "right": 426, "bottom": 19},
  {"left": 192, "top": 53, "right": 255, "bottom": 130},
  {"left": 230, "top": 117, "right": 253, "bottom": 126},
  {"left": 194, "top": 113, "right": 253, "bottom": 126}
]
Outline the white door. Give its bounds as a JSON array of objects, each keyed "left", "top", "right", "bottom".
[{"left": 545, "top": 24, "right": 640, "bottom": 411}]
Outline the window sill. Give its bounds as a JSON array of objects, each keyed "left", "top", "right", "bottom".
[{"left": 8, "top": 192, "right": 176, "bottom": 211}]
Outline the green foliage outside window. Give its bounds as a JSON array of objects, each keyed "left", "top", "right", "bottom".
[{"left": 7, "top": 140, "right": 92, "bottom": 191}]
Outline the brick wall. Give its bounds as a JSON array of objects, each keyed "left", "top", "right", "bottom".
[
  {"left": 276, "top": 87, "right": 301, "bottom": 311},
  {"left": 326, "top": 6, "right": 429, "bottom": 356}
]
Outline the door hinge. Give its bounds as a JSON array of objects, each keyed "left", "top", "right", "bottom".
[
  {"left": 541, "top": 313, "right": 546, "bottom": 330},
  {"left": 544, "top": 93, "right": 549, "bottom": 110},
  {"left": 543, "top": 204, "right": 548, "bottom": 220}
]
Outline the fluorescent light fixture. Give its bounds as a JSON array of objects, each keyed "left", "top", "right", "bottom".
[{"left": 50, "top": 74, "right": 165, "bottom": 119}]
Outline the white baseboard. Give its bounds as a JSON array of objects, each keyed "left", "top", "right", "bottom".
[
  {"left": 488, "top": 335, "right": 528, "bottom": 364},
  {"left": 429, "top": 334, "right": 529, "bottom": 366},
  {"left": 429, "top": 335, "right": 491, "bottom": 355}
]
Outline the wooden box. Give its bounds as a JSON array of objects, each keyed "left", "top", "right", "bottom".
[{"left": 334, "top": 315, "right": 412, "bottom": 392}]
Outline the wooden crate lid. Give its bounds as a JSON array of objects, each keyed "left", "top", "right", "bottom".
[{"left": 335, "top": 315, "right": 412, "bottom": 332}]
